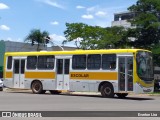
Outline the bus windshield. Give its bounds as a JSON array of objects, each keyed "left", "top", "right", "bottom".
[{"left": 136, "top": 51, "right": 154, "bottom": 82}]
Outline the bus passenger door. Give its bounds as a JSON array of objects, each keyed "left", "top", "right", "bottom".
[
  {"left": 13, "top": 59, "right": 25, "bottom": 88},
  {"left": 56, "top": 59, "right": 70, "bottom": 90},
  {"left": 118, "top": 56, "right": 133, "bottom": 92},
  {"left": 63, "top": 59, "right": 70, "bottom": 90}
]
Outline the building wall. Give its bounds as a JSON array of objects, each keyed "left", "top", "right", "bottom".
[
  {"left": 111, "top": 11, "right": 136, "bottom": 29},
  {"left": 0, "top": 41, "right": 5, "bottom": 78},
  {"left": 112, "top": 20, "right": 132, "bottom": 28},
  {"left": 1, "top": 40, "right": 76, "bottom": 52}
]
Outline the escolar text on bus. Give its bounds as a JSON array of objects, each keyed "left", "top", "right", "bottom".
[{"left": 71, "top": 74, "right": 89, "bottom": 78}]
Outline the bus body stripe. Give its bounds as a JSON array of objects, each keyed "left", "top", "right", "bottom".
[
  {"left": 70, "top": 72, "right": 118, "bottom": 80},
  {"left": 6, "top": 72, "right": 118, "bottom": 80},
  {"left": 5, "top": 72, "right": 13, "bottom": 78},
  {"left": 25, "top": 72, "right": 55, "bottom": 79}
]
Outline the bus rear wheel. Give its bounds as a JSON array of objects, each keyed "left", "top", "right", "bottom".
[
  {"left": 116, "top": 93, "right": 128, "bottom": 98},
  {"left": 50, "top": 90, "right": 61, "bottom": 94},
  {"left": 31, "top": 81, "right": 44, "bottom": 94},
  {"left": 100, "top": 83, "right": 114, "bottom": 98}
]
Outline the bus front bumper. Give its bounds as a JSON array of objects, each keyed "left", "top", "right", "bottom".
[{"left": 134, "top": 83, "right": 154, "bottom": 94}]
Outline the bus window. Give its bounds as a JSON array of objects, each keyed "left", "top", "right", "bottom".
[
  {"left": 27, "top": 56, "right": 37, "bottom": 69},
  {"left": 87, "top": 54, "right": 101, "bottom": 70},
  {"left": 21, "top": 60, "right": 25, "bottom": 74},
  {"left": 72, "top": 55, "right": 86, "bottom": 69},
  {"left": 57, "top": 59, "right": 63, "bottom": 74},
  {"left": 7, "top": 56, "right": 12, "bottom": 69},
  {"left": 38, "top": 55, "right": 55, "bottom": 70},
  {"left": 110, "top": 61, "right": 116, "bottom": 69},
  {"left": 46, "top": 56, "right": 55, "bottom": 69},
  {"left": 14, "top": 60, "right": 20, "bottom": 74},
  {"left": 102, "top": 54, "right": 116, "bottom": 69},
  {"left": 65, "top": 59, "right": 70, "bottom": 74}
]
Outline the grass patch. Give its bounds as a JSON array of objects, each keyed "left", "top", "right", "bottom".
[
  {"left": 148, "top": 91, "right": 160, "bottom": 95},
  {"left": 153, "top": 91, "right": 160, "bottom": 94}
]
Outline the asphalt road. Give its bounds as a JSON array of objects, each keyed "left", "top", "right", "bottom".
[{"left": 0, "top": 90, "right": 160, "bottom": 120}]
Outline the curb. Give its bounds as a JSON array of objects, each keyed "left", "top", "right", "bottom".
[
  {"left": 2, "top": 88, "right": 160, "bottom": 96},
  {"left": 3, "top": 88, "right": 32, "bottom": 92}
]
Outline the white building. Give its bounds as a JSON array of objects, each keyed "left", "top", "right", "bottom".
[{"left": 112, "top": 11, "right": 136, "bottom": 28}]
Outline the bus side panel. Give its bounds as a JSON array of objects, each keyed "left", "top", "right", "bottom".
[
  {"left": 69, "top": 71, "right": 118, "bottom": 92},
  {"left": 42, "top": 80, "right": 56, "bottom": 90},
  {"left": 24, "top": 71, "right": 56, "bottom": 90},
  {"left": 24, "top": 79, "right": 56, "bottom": 90},
  {"left": 112, "top": 82, "right": 118, "bottom": 93},
  {"left": 4, "top": 71, "right": 14, "bottom": 88},
  {"left": 69, "top": 80, "right": 118, "bottom": 93},
  {"left": 24, "top": 79, "right": 32, "bottom": 89},
  {"left": 69, "top": 80, "right": 91, "bottom": 92},
  {"left": 3, "top": 78, "right": 13, "bottom": 88}
]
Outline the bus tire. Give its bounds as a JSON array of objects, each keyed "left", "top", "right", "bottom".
[
  {"left": 116, "top": 93, "right": 128, "bottom": 98},
  {"left": 50, "top": 90, "right": 61, "bottom": 94},
  {"left": 100, "top": 83, "right": 114, "bottom": 98},
  {"left": 31, "top": 81, "right": 44, "bottom": 94}
]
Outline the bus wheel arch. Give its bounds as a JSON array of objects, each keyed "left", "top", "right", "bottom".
[
  {"left": 31, "top": 80, "right": 45, "bottom": 94},
  {"left": 99, "top": 82, "right": 114, "bottom": 98}
]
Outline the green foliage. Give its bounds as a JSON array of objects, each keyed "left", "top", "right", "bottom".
[
  {"left": 151, "top": 44, "right": 160, "bottom": 66},
  {"left": 25, "top": 29, "right": 49, "bottom": 51},
  {"left": 64, "top": 0, "right": 160, "bottom": 53},
  {"left": 98, "top": 26, "right": 128, "bottom": 49},
  {"left": 64, "top": 23, "right": 127, "bottom": 50},
  {"left": 128, "top": 0, "right": 160, "bottom": 50},
  {"left": 64, "top": 23, "right": 101, "bottom": 49},
  {"left": 127, "top": 0, "right": 160, "bottom": 66}
]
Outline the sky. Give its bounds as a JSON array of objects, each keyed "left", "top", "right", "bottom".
[{"left": 0, "top": 0, "right": 137, "bottom": 46}]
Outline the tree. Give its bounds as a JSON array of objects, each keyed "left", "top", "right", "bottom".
[
  {"left": 151, "top": 44, "right": 160, "bottom": 66},
  {"left": 63, "top": 23, "right": 127, "bottom": 50},
  {"left": 128, "top": 0, "right": 160, "bottom": 49},
  {"left": 25, "top": 29, "right": 49, "bottom": 51},
  {"left": 64, "top": 23, "right": 100, "bottom": 49},
  {"left": 98, "top": 26, "right": 128, "bottom": 49},
  {"left": 128, "top": 0, "right": 160, "bottom": 66}
]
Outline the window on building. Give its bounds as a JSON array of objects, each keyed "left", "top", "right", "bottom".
[
  {"left": 27, "top": 56, "right": 37, "bottom": 69},
  {"left": 37, "top": 55, "right": 55, "bottom": 69},
  {"left": 87, "top": 54, "right": 101, "bottom": 70},
  {"left": 102, "top": 54, "right": 116, "bottom": 69},
  {"left": 72, "top": 55, "right": 86, "bottom": 69},
  {"left": 7, "top": 56, "right": 12, "bottom": 69}
]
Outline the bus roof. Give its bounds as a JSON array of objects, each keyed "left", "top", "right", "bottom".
[{"left": 5, "top": 49, "right": 151, "bottom": 56}]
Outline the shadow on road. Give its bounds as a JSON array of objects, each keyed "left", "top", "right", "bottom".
[
  {"left": 61, "top": 93, "right": 155, "bottom": 101},
  {"left": 3, "top": 91, "right": 155, "bottom": 101},
  {"left": 115, "top": 96, "right": 154, "bottom": 101}
]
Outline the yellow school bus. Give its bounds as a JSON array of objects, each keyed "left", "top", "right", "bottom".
[{"left": 3, "top": 49, "right": 154, "bottom": 98}]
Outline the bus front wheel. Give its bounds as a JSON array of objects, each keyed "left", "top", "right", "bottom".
[
  {"left": 100, "top": 83, "right": 114, "bottom": 98},
  {"left": 31, "top": 81, "right": 44, "bottom": 94}
]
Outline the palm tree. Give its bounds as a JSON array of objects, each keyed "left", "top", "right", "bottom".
[{"left": 25, "top": 29, "right": 49, "bottom": 51}]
